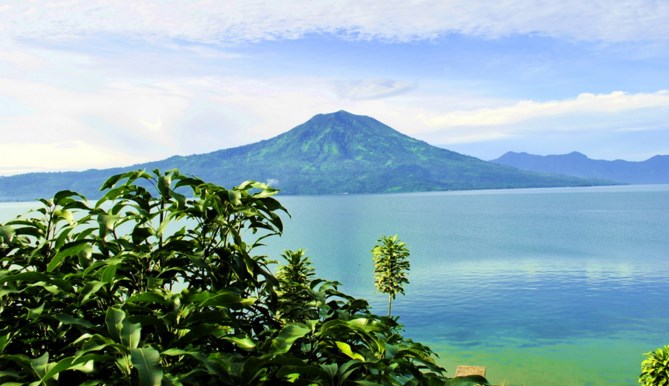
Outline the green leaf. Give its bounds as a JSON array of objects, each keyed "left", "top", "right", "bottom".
[
  {"left": 39, "top": 356, "right": 84, "bottom": 383},
  {"left": 73, "top": 337, "right": 115, "bottom": 358},
  {"left": 227, "top": 189, "right": 243, "bottom": 206},
  {"left": 160, "top": 348, "right": 193, "bottom": 357},
  {"left": 335, "top": 360, "right": 362, "bottom": 383},
  {"left": 0, "top": 332, "right": 11, "bottom": 352},
  {"left": 335, "top": 341, "right": 365, "bottom": 361},
  {"left": 104, "top": 307, "right": 142, "bottom": 349},
  {"left": 47, "top": 240, "right": 91, "bottom": 272},
  {"left": 0, "top": 225, "right": 15, "bottom": 244},
  {"left": 27, "top": 302, "right": 45, "bottom": 320},
  {"left": 131, "top": 226, "right": 153, "bottom": 244},
  {"left": 158, "top": 175, "right": 172, "bottom": 196},
  {"left": 30, "top": 352, "right": 51, "bottom": 380},
  {"left": 116, "top": 354, "right": 133, "bottom": 375},
  {"left": 267, "top": 323, "right": 310, "bottom": 356},
  {"left": 100, "top": 173, "right": 124, "bottom": 190},
  {"left": 0, "top": 272, "right": 48, "bottom": 285},
  {"left": 81, "top": 281, "right": 106, "bottom": 304},
  {"left": 188, "top": 290, "right": 247, "bottom": 308},
  {"left": 222, "top": 335, "right": 256, "bottom": 351},
  {"left": 97, "top": 214, "right": 117, "bottom": 231},
  {"left": 53, "top": 190, "right": 78, "bottom": 203},
  {"left": 53, "top": 224, "right": 74, "bottom": 250},
  {"left": 320, "top": 362, "right": 338, "bottom": 378},
  {"left": 27, "top": 281, "right": 60, "bottom": 295},
  {"left": 106, "top": 307, "right": 126, "bottom": 342},
  {"left": 54, "top": 313, "right": 95, "bottom": 329},
  {"left": 9, "top": 221, "right": 44, "bottom": 238},
  {"left": 69, "top": 359, "right": 95, "bottom": 373},
  {"left": 101, "top": 264, "right": 118, "bottom": 284},
  {"left": 121, "top": 320, "right": 142, "bottom": 349},
  {"left": 130, "top": 347, "right": 163, "bottom": 386},
  {"left": 169, "top": 190, "right": 187, "bottom": 209},
  {"left": 155, "top": 217, "right": 171, "bottom": 238},
  {"left": 56, "top": 208, "right": 75, "bottom": 226}
]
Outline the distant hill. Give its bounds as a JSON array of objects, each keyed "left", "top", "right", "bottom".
[
  {"left": 491, "top": 151, "right": 669, "bottom": 184},
  {"left": 0, "top": 111, "right": 610, "bottom": 201}
]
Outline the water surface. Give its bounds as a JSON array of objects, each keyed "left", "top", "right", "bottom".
[{"left": 261, "top": 185, "right": 669, "bottom": 385}]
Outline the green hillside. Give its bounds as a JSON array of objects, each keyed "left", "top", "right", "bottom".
[{"left": 0, "top": 111, "right": 610, "bottom": 200}]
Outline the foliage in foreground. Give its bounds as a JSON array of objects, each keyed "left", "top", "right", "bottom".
[
  {"left": 0, "top": 169, "right": 488, "bottom": 385},
  {"left": 640, "top": 345, "right": 669, "bottom": 385}
]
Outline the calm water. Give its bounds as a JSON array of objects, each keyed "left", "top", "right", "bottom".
[
  {"left": 262, "top": 185, "right": 669, "bottom": 386},
  {"left": 2, "top": 185, "right": 668, "bottom": 385}
]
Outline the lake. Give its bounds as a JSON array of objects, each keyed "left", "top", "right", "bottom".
[{"left": 2, "top": 184, "right": 668, "bottom": 385}]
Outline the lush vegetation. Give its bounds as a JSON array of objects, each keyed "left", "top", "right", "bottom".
[
  {"left": 0, "top": 111, "right": 607, "bottom": 201},
  {"left": 372, "top": 235, "right": 411, "bottom": 318},
  {"left": 0, "top": 169, "right": 490, "bottom": 385},
  {"left": 639, "top": 345, "right": 669, "bottom": 385}
]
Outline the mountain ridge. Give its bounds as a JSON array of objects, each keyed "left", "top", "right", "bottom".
[
  {"left": 0, "top": 111, "right": 611, "bottom": 201},
  {"left": 491, "top": 151, "right": 669, "bottom": 184}
]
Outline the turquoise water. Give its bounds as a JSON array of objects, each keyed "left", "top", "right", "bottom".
[
  {"left": 2, "top": 185, "right": 668, "bottom": 385},
  {"left": 260, "top": 185, "right": 669, "bottom": 385}
]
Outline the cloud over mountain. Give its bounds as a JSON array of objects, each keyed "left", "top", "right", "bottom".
[{"left": 334, "top": 79, "right": 416, "bottom": 100}]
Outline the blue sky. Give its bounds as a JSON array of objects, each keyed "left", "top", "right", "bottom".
[{"left": 1, "top": 1, "right": 668, "bottom": 175}]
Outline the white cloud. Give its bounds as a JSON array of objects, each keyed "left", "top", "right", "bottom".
[
  {"left": 0, "top": 140, "right": 143, "bottom": 175},
  {"left": 1, "top": 0, "right": 668, "bottom": 44},
  {"left": 0, "top": 47, "right": 44, "bottom": 73},
  {"left": 410, "top": 90, "right": 669, "bottom": 160},
  {"left": 334, "top": 79, "right": 416, "bottom": 100},
  {"left": 0, "top": 75, "right": 194, "bottom": 168},
  {"left": 423, "top": 90, "right": 669, "bottom": 131}
]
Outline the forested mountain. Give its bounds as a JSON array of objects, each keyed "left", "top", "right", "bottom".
[
  {"left": 492, "top": 151, "right": 669, "bottom": 184},
  {"left": 0, "top": 111, "right": 609, "bottom": 201}
]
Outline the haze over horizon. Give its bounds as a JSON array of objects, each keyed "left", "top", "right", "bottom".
[{"left": 1, "top": 1, "right": 669, "bottom": 176}]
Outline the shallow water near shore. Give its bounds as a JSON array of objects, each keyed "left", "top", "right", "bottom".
[{"left": 2, "top": 184, "right": 667, "bottom": 385}]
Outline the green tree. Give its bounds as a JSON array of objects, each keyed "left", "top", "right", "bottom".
[
  {"left": 0, "top": 169, "right": 466, "bottom": 385},
  {"left": 640, "top": 345, "right": 669, "bottom": 385},
  {"left": 276, "top": 249, "right": 318, "bottom": 323},
  {"left": 372, "top": 234, "right": 411, "bottom": 318}
]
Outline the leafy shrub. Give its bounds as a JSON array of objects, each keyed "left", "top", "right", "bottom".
[
  {"left": 640, "top": 345, "right": 669, "bottom": 385},
  {"left": 372, "top": 235, "right": 411, "bottom": 317},
  {"left": 0, "top": 169, "right": 470, "bottom": 385}
]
